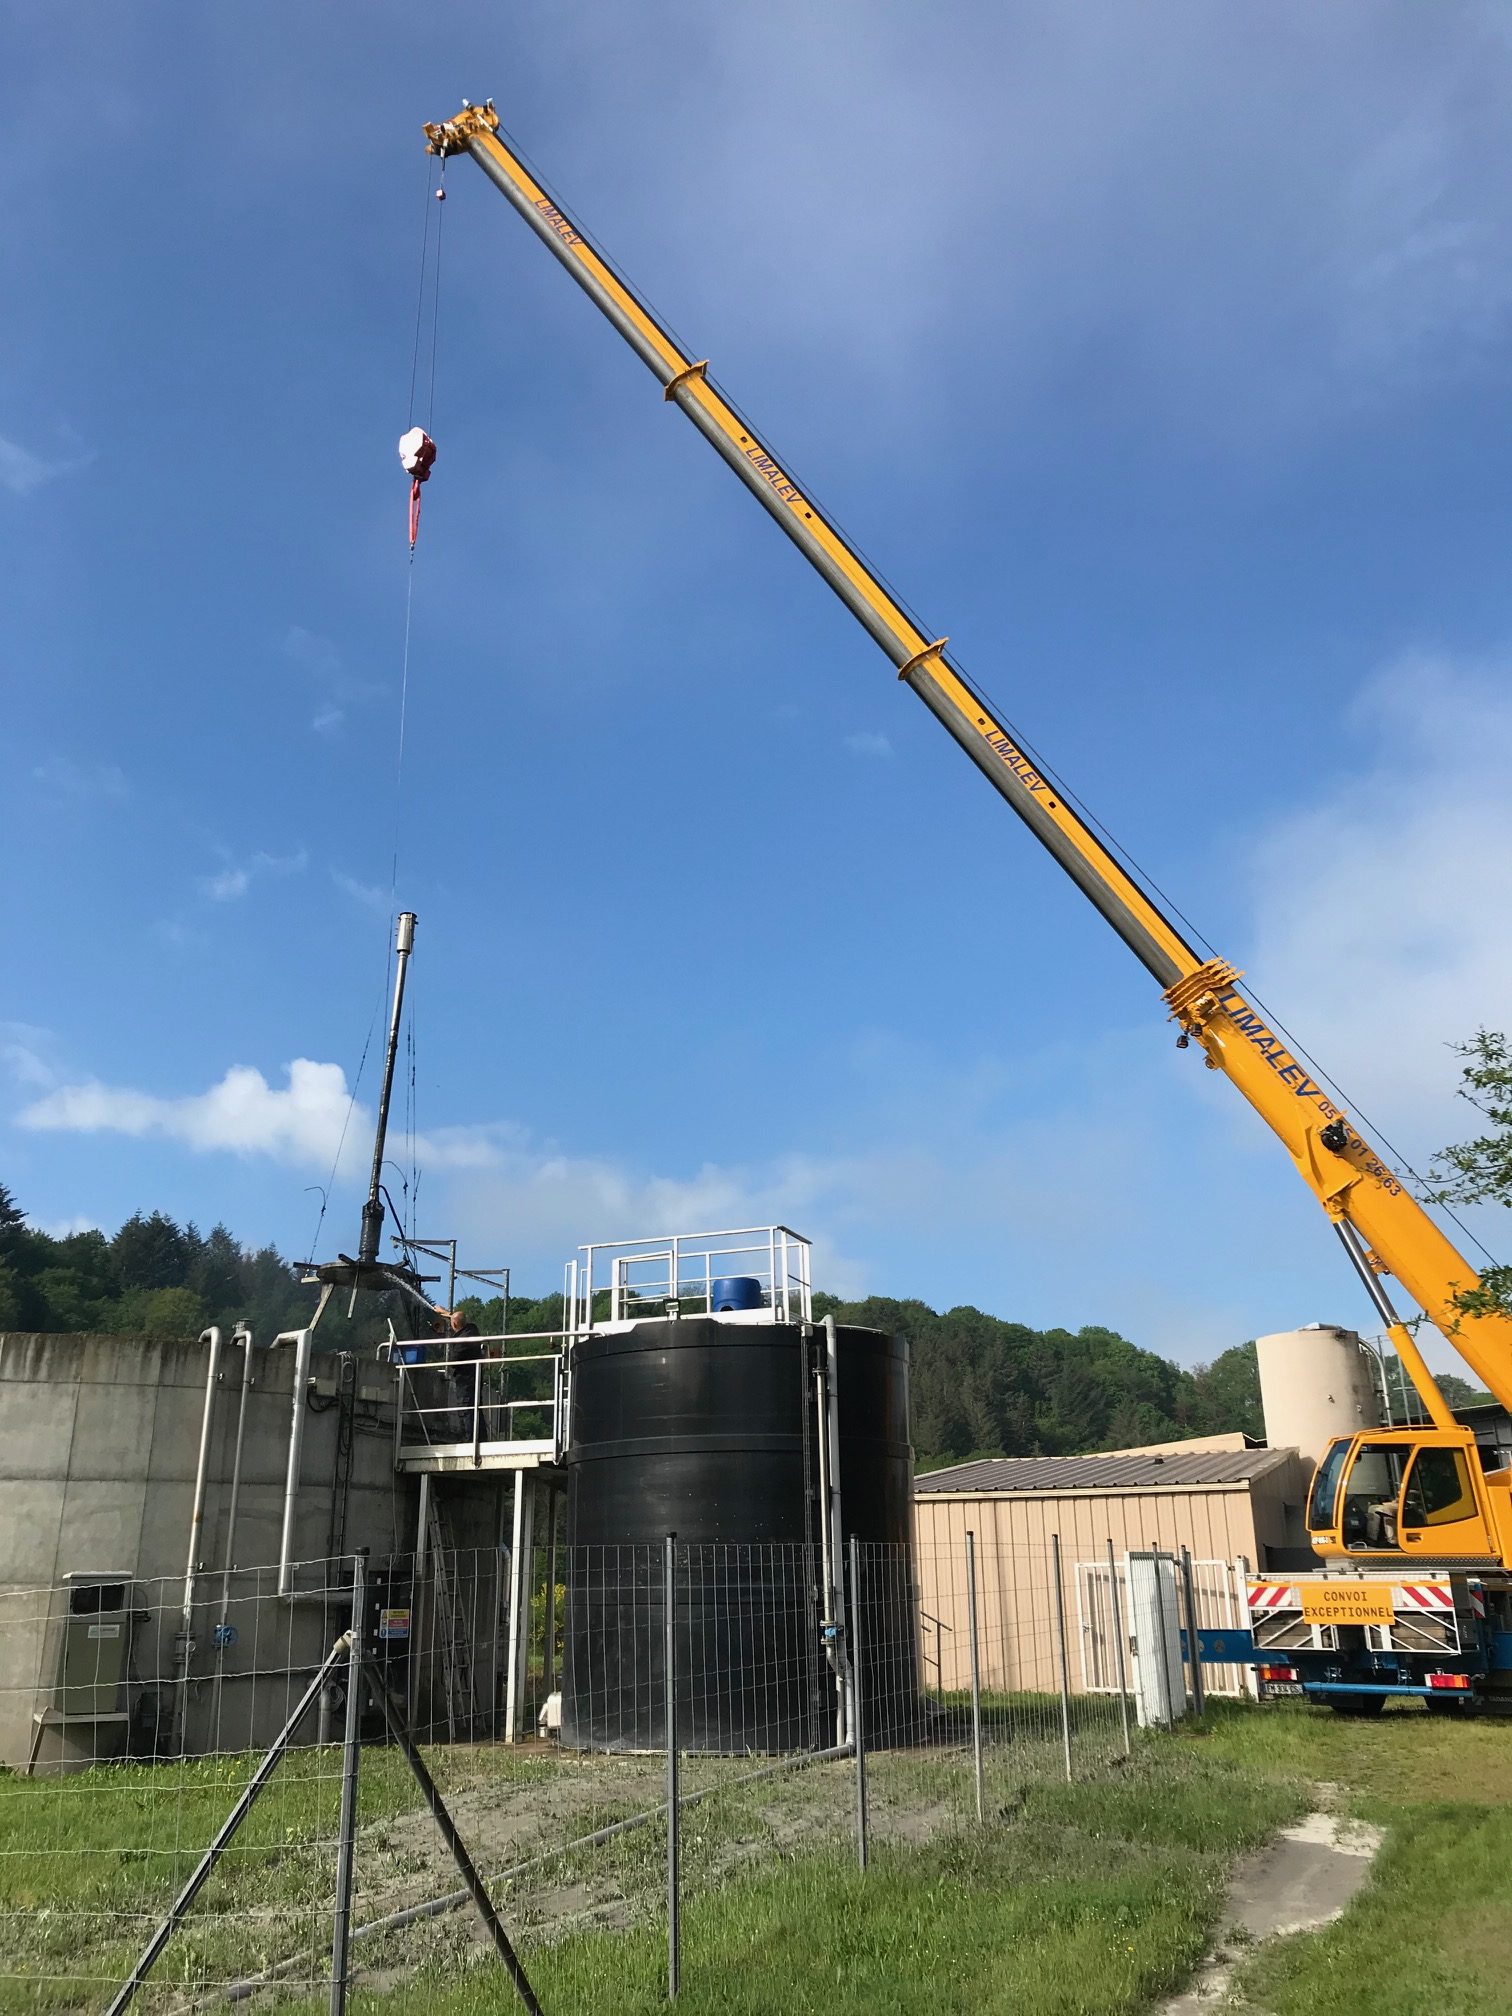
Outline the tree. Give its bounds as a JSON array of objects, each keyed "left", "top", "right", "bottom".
[
  {"left": 1190, "top": 1342, "right": 1263, "bottom": 1441},
  {"left": 1432, "top": 1030, "right": 1512, "bottom": 1323},
  {"left": 112, "top": 1212, "right": 191, "bottom": 1292},
  {"left": 112, "top": 1285, "right": 208, "bottom": 1339}
]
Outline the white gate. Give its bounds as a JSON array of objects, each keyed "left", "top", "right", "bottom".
[{"left": 1076, "top": 1555, "right": 1254, "bottom": 1701}]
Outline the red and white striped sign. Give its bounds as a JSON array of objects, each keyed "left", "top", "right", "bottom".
[
  {"left": 1394, "top": 1583, "right": 1454, "bottom": 1614},
  {"left": 1248, "top": 1583, "right": 1296, "bottom": 1611}
]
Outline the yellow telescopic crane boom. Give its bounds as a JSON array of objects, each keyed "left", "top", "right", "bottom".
[{"left": 423, "top": 100, "right": 1510, "bottom": 1425}]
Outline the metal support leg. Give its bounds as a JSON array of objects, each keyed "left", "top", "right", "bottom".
[
  {"left": 106, "top": 1634, "right": 351, "bottom": 2016},
  {"left": 664, "top": 1534, "right": 680, "bottom": 2001},
  {"left": 1051, "top": 1532, "right": 1073, "bottom": 1782},
  {"left": 371, "top": 1676, "right": 543, "bottom": 2016},
  {"left": 330, "top": 1554, "right": 365, "bottom": 2016},
  {"left": 965, "top": 1529, "right": 985, "bottom": 1823},
  {"left": 848, "top": 1535, "right": 868, "bottom": 1871}
]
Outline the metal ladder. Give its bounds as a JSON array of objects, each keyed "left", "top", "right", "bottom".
[{"left": 425, "top": 1491, "right": 476, "bottom": 1740}]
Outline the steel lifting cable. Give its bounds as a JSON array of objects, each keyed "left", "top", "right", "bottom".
[{"left": 311, "top": 164, "right": 446, "bottom": 1267}]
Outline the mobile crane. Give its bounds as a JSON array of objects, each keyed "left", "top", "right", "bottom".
[{"left": 423, "top": 100, "right": 1512, "bottom": 1709}]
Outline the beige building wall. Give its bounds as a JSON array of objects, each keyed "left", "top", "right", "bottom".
[{"left": 912, "top": 1476, "right": 1303, "bottom": 1695}]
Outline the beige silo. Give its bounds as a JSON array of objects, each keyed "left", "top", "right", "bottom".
[{"left": 1256, "top": 1324, "right": 1384, "bottom": 1464}]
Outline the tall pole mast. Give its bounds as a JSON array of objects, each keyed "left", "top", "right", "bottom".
[{"left": 359, "top": 911, "right": 417, "bottom": 1265}]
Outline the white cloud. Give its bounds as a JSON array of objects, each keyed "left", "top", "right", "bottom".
[
  {"left": 584, "top": 4, "right": 1512, "bottom": 448},
  {"left": 844, "top": 730, "right": 893, "bottom": 759},
  {"left": 33, "top": 756, "right": 129, "bottom": 806},
  {"left": 20, "top": 1059, "right": 365, "bottom": 1171},
  {"left": 1242, "top": 650, "right": 1512, "bottom": 1168},
  {"left": 199, "top": 867, "right": 250, "bottom": 903},
  {"left": 37, "top": 1216, "right": 99, "bottom": 1240},
  {"left": 332, "top": 870, "right": 389, "bottom": 914},
  {"left": 0, "top": 431, "right": 90, "bottom": 496},
  {"left": 282, "top": 625, "right": 379, "bottom": 738},
  {"left": 16, "top": 1057, "right": 507, "bottom": 1180},
  {"left": 0, "top": 1022, "right": 60, "bottom": 1091},
  {"left": 196, "top": 847, "right": 307, "bottom": 904}
]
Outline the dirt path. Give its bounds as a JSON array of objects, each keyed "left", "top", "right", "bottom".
[{"left": 1158, "top": 1808, "right": 1383, "bottom": 2015}]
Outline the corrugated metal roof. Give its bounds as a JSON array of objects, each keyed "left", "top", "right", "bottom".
[{"left": 914, "top": 1448, "right": 1293, "bottom": 1494}]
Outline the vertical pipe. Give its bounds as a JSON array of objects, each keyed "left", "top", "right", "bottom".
[
  {"left": 965, "top": 1530, "right": 985, "bottom": 1823},
  {"left": 472, "top": 1359, "right": 482, "bottom": 1468},
  {"left": 330, "top": 1555, "right": 365, "bottom": 2016},
  {"left": 1051, "top": 1532, "right": 1073, "bottom": 1783},
  {"left": 178, "top": 1326, "right": 224, "bottom": 1749},
  {"left": 848, "top": 1535, "right": 868, "bottom": 1871},
  {"left": 1106, "top": 1539, "right": 1132, "bottom": 1757},
  {"left": 1180, "top": 1547, "right": 1206, "bottom": 1717},
  {"left": 210, "top": 1325, "right": 257, "bottom": 1747},
  {"left": 276, "top": 1329, "right": 315, "bottom": 1600},
  {"left": 664, "top": 1534, "right": 680, "bottom": 2001}
]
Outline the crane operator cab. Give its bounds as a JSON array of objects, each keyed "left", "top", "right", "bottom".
[{"left": 1308, "top": 1426, "right": 1512, "bottom": 1564}]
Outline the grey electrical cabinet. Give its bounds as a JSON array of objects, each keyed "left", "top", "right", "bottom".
[{"left": 56, "top": 1573, "right": 133, "bottom": 1717}]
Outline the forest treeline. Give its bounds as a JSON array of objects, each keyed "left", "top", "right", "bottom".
[{"left": 0, "top": 1185, "right": 1485, "bottom": 1469}]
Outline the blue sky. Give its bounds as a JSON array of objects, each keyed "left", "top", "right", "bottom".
[{"left": 5, "top": 1, "right": 1512, "bottom": 1367}]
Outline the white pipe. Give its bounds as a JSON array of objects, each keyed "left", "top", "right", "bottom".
[
  {"left": 178, "top": 1326, "right": 224, "bottom": 1713},
  {"left": 274, "top": 1328, "right": 315, "bottom": 1598},
  {"left": 209, "top": 1324, "right": 256, "bottom": 1740}
]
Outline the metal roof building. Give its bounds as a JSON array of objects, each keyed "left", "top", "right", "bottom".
[{"left": 911, "top": 1440, "right": 1312, "bottom": 1699}]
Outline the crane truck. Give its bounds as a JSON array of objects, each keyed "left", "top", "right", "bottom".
[{"left": 421, "top": 98, "right": 1512, "bottom": 1713}]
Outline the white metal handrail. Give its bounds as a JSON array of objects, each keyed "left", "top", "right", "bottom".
[
  {"left": 394, "top": 1336, "right": 568, "bottom": 1465},
  {"left": 569, "top": 1225, "right": 813, "bottom": 1332}
]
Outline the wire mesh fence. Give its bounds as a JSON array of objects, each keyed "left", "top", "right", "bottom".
[{"left": 0, "top": 1532, "right": 1204, "bottom": 2011}]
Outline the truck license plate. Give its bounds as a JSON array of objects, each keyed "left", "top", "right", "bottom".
[{"left": 1263, "top": 1682, "right": 1304, "bottom": 1696}]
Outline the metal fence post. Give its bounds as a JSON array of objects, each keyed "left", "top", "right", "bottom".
[
  {"left": 664, "top": 1534, "right": 680, "bottom": 2001},
  {"left": 1050, "top": 1532, "right": 1073, "bottom": 1782},
  {"left": 1180, "top": 1546, "right": 1205, "bottom": 1717},
  {"left": 1105, "top": 1538, "right": 1132, "bottom": 1757},
  {"left": 848, "top": 1535, "right": 868, "bottom": 1871},
  {"left": 965, "top": 1529, "right": 985, "bottom": 1823},
  {"left": 331, "top": 1552, "right": 365, "bottom": 2016}
]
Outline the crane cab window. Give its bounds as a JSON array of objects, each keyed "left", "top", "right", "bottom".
[
  {"left": 1339, "top": 1443, "right": 1408, "bottom": 1549},
  {"left": 1308, "top": 1440, "right": 1351, "bottom": 1532},
  {"left": 1401, "top": 1446, "right": 1476, "bottom": 1528}
]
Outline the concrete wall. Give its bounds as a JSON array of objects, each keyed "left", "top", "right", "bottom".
[{"left": 0, "top": 1330, "right": 415, "bottom": 1769}]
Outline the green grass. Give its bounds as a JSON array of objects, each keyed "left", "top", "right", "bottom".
[
  {"left": 14, "top": 1700, "right": 1509, "bottom": 2014},
  {"left": 1189, "top": 1701, "right": 1512, "bottom": 2016},
  {"left": 0, "top": 1742, "right": 557, "bottom": 2012},
  {"left": 335, "top": 1742, "right": 1304, "bottom": 2016}
]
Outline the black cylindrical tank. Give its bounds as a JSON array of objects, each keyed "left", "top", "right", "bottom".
[{"left": 560, "top": 1317, "right": 913, "bottom": 1752}]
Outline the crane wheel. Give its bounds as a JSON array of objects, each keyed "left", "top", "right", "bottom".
[{"left": 1328, "top": 1695, "right": 1386, "bottom": 1718}]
